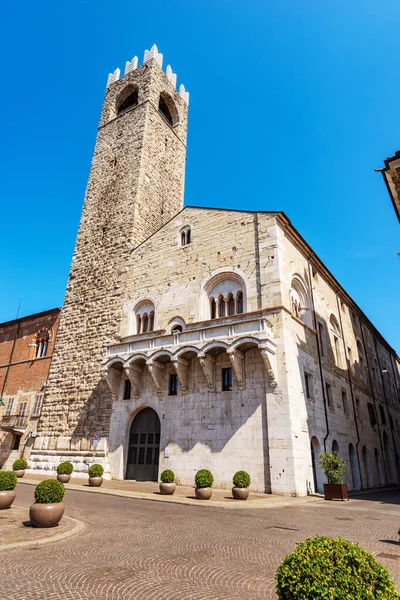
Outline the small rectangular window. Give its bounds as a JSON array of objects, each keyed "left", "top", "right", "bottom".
[
  {"left": 304, "top": 372, "right": 313, "bottom": 400},
  {"left": 325, "top": 383, "right": 333, "bottom": 408},
  {"left": 318, "top": 323, "right": 327, "bottom": 357},
  {"left": 342, "top": 391, "right": 349, "bottom": 415},
  {"left": 169, "top": 374, "right": 178, "bottom": 396},
  {"left": 222, "top": 368, "right": 232, "bottom": 391},
  {"left": 32, "top": 394, "right": 43, "bottom": 417},
  {"left": 123, "top": 379, "right": 131, "bottom": 400},
  {"left": 5, "top": 398, "right": 14, "bottom": 416},
  {"left": 379, "top": 405, "right": 387, "bottom": 425},
  {"left": 367, "top": 403, "right": 377, "bottom": 427}
]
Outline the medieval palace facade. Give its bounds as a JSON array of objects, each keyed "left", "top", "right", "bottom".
[{"left": 1, "top": 46, "right": 399, "bottom": 496}]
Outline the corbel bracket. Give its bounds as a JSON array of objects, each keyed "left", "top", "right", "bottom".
[
  {"left": 259, "top": 347, "right": 278, "bottom": 389},
  {"left": 171, "top": 357, "right": 189, "bottom": 395},
  {"left": 227, "top": 348, "right": 245, "bottom": 390},
  {"left": 198, "top": 353, "right": 216, "bottom": 392},
  {"left": 103, "top": 367, "right": 121, "bottom": 401},
  {"left": 146, "top": 360, "right": 164, "bottom": 397},
  {"left": 124, "top": 365, "right": 142, "bottom": 399}
]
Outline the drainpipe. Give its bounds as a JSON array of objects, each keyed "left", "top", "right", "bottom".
[
  {"left": 359, "top": 321, "right": 388, "bottom": 484},
  {"left": 253, "top": 213, "right": 262, "bottom": 311},
  {"left": 374, "top": 336, "right": 399, "bottom": 483},
  {"left": 307, "top": 257, "right": 329, "bottom": 451},
  {"left": 336, "top": 295, "right": 364, "bottom": 489}
]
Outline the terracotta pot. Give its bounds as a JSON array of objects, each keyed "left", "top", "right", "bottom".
[
  {"left": 159, "top": 482, "right": 176, "bottom": 495},
  {"left": 324, "top": 483, "right": 349, "bottom": 501},
  {"left": 0, "top": 490, "right": 16, "bottom": 510},
  {"left": 30, "top": 501, "right": 65, "bottom": 527},
  {"left": 14, "top": 470, "right": 25, "bottom": 478},
  {"left": 232, "top": 486, "right": 249, "bottom": 500},
  {"left": 195, "top": 487, "right": 212, "bottom": 500},
  {"left": 89, "top": 477, "right": 103, "bottom": 487},
  {"left": 57, "top": 474, "right": 71, "bottom": 484}
]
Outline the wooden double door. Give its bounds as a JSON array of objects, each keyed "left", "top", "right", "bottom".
[{"left": 126, "top": 408, "right": 160, "bottom": 481}]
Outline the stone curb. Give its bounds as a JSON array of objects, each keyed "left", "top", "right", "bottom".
[
  {"left": 0, "top": 511, "right": 85, "bottom": 553},
  {"left": 18, "top": 479, "right": 324, "bottom": 510}
]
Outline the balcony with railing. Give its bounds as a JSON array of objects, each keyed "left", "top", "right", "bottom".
[{"left": 0, "top": 414, "right": 29, "bottom": 433}]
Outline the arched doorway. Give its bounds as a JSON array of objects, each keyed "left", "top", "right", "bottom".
[
  {"left": 332, "top": 440, "right": 339, "bottom": 454},
  {"left": 310, "top": 436, "right": 321, "bottom": 493},
  {"left": 126, "top": 408, "right": 160, "bottom": 481},
  {"left": 383, "top": 431, "right": 396, "bottom": 485},
  {"left": 363, "top": 445, "right": 373, "bottom": 488},
  {"left": 349, "top": 443, "right": 361, "bottom": 490},
  {"left": 374, "top": 448, "right": 385, "bottom": 486}
]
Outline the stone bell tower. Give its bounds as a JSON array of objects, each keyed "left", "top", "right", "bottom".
[{"left": 31, "top": 46, "right": 189, "bottom": 473}]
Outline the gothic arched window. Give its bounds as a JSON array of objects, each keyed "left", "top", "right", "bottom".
[
  {"left": 205, "top": 274, "right": 246, "bottom": 320},
  {"left": 180, "top": 226, "right": 191, "bottom": 246},
  {"left": 290, "top": 276, "right": 312, "bottom": 327},
  {"left": 35, "top": 328, "right": 50, "bottom": 358},
  {"left": 133, "top": 300, "right": 156, "bottom": 334}
]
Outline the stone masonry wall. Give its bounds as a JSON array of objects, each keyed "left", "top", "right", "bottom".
[{"left": 34, "top": 58, "right": 188, "bottom": 458}]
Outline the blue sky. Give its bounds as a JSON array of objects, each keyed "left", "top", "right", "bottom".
[{"left": 1, "top": 1, "right": 399, "bottom": 350}]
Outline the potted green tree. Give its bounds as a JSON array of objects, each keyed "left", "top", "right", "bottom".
[
  {"left": 232, "top": 470, "right": 250, "bottom": 500},
  {"left": 30, "top": 479, "right": 65, "bottom": 527},
  {"left": 88, "top": 464, "right": 104, "bottom": 487},
  {"left": 275, "top": 536, "right": 399, "bottom": 599},
  {"left": 57, "top": 461, "right": 73, "bottom": 483},
  {"left": 0, "top": 471, "right": 17, "bottom": 510},
  {"left": 159, "top": 469, "right": 176, "bottom": 495},
  {"left": 12, "top": 458, "right": 28, "bottom": 478},
  {"left": 319, "top": 451, "right": 348, "bottom": 501},
  {"left": 194, "top": 469, "right": 213, "bottom": 500}
]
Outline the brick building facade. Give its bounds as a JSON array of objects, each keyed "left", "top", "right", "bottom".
[
  {"left": 3, "top": 46, "right": 399, "bottom": 495},
  {"left": 0, "top": 308, "right": 60, "bottom": 468}
]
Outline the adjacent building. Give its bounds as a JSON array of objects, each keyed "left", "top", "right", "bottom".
[
  {"left": 0, "top": 309, "right": 61, "bottom": 468},
  {"left": 381, "top": 150, "right": 400, "bottom": 223}
]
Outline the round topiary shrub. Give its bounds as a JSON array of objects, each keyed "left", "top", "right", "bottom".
[
  {"left": 57, "top": 461, "right": 73, "bottom": 476},
  {"left": 34, "top": 480, "right": 65, "bottom": 504},
  {"left": 0, "top": 470, "right": 17, "bottom": 491},
  {"left": 233, "top": 471, "right": 251, "bottom": 488},
  {"left": 195, "top": 469, "right": 213, "bottom": 488},
  {"left": 160, "top": 469, "right": 175, "bottom": 484},
  {"left": 88, "top": 464, "right": 104, "bottom": 478},
  {"left": 276, "top": 536, "right": 400, "bottom": 600},
  {"left": 12, "top": 459, "right": 28, "bottom": 471}
]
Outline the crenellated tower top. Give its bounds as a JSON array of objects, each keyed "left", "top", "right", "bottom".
[{"left": 106, "top": 44, "right": 189, "bottom": 105}]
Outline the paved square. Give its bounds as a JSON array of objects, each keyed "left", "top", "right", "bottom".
[{"left": 1, "top": 486, "right": 400, "bottom": 599}]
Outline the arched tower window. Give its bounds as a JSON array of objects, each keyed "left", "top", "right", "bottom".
[
  {"left": 35, "top": 328, "right": 50, "bottom": 358},
  {"left": 158, "top": 92, "right": 179, "bottom": 127},
  {"left": 116, "top": 85, "right": 139, "bottom": 116},
  {"left": 180, "top": 226, "right": 191, "bottom": 246},
  {"left": 133, "top": 300, "right": 156, "bottom": 334}
]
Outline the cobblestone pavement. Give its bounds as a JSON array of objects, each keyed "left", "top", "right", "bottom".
[
  {"left": 1, "top": 486, "right": 400, "bottom": 599},
  {"left": 0, "top": 504, "right": 78, "bottom": 550}
]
